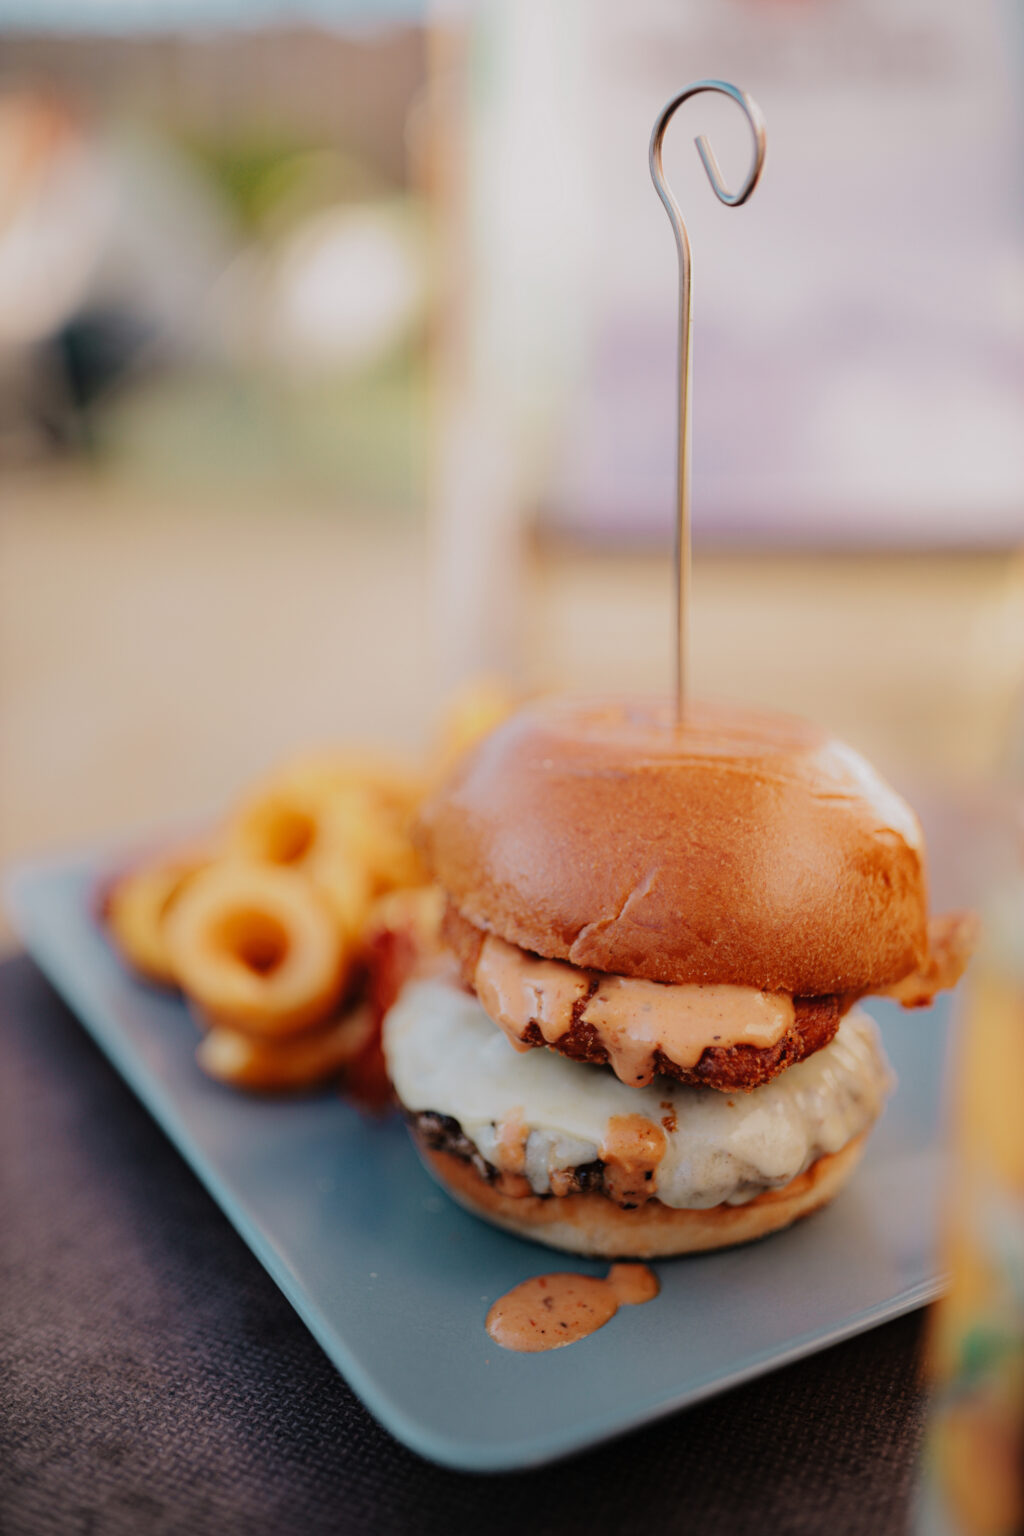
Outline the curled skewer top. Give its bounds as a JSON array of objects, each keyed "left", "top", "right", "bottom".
[
  {"left": 649, "top": 79, "right": 766, "bottom": 218},
  {"left": 649, "top": 81, "right": 767, "bottom": 724}
]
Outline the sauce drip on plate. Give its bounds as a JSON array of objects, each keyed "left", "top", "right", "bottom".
[{"left": 485, "top": 1264, "right": 659, "bottom": 1353}]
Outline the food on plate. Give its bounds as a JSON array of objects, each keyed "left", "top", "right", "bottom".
[
  {"left": 227, "top": 769, "right": 427, "bottom": 938},
  {"left": 441, "top": 903, "right": 840, "bottom": 1092},
  {"left": 363, "top": 885, "right": 446, "bottom": 1022},
  {"left": 196, "top": 1004, "right": 376, "bottom": 1091},
  {"left": 485, "top": 1263, "right": 659, "bottom": 1353},
  {"left": 261, "top": 750, "right": 424, "bottom": 821},
  {"left": 99, "top": 692, "right": 512, "bottom": 1092},
  {"left": 388, "top": 980, "right": 889, "bottom": 1257},
  {"left": 104, "top": 846, "right": 214, "bottom": 987},
  {"left": 166, "top": 860, "right": 352, "bottom": 1036},
  {"left": 384, "top": 695, "right": 976, "bottom": 1257}
]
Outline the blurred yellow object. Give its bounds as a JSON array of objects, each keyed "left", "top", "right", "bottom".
[
  {"left": 167, "top": 860, "right": 349, "bottom": 1038},
  {"left": 104, "top": 847, "right": 214, "bottom": 987},
  {"left": 431, "top": 678, "right": 520, "bottom": 781},
  {"left": 935, "top": 1397, "right": 1023, "bottom": 1536},
  {"left": 363, "top": 883, "right": 444, "bottom": 949},
  {"left": 226, "top": 787, "right": 329, "bottom": 869},
  {"left": 196, "top": 1004, "right": 375, "bottom": 1093},
  {"left": 916, "top": 881, "right": 1024, "bottom": 1536},
  {"left": 225, "top": 757, "right": 427, "bottom": 938},
  {"left": 307, "top": 854, "right": 376, "bottom": 946},
  {"left": 319, "top": 786, "right": 426, "bottom": 893},
  {"left": 263, "top": 750, "right": 424, "bottom": 818}
]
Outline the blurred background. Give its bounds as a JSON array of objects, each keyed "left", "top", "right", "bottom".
[{"left": 2, "top": 0, "right": 1024, "bottom": 923}]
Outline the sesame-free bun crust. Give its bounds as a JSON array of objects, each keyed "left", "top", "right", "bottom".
[
  {"left": 417, "top": 696, "right": 928, "bottom": 995},
  {"left": 418, "top": 1134, "right": 869, "bottom": 1259}
]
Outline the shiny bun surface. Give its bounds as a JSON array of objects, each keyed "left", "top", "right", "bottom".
[{"left": 417, "top": 696, "right": 928, "bottom": 994}]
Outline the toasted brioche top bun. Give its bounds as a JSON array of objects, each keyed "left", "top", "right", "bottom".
[{"left": 417, "top": 695, "right": 928, "bottom": 995}]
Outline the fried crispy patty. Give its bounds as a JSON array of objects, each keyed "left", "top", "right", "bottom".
[{"left": 442, "top": 902, "right": 845, "bottom": 1092}]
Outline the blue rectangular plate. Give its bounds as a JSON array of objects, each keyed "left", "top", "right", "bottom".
[{"left": 6, "top": 852, "right": 950, "bottom": 1472}]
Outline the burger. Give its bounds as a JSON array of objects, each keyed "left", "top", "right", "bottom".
[{"left": 383, "top": 697, "right": 974, "bottom": 1258}]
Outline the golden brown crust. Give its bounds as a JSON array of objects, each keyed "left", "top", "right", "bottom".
[
  {"left": 417, "top": 696, "right": 929, "bottom": 996},
  {"left": 196, "top": 1005, "right": 375, "bottom": 1091},
  {"left": 442, "top": 902, "right": 841, "bottom": 1091},
  {"left": 417, "top": 1134, "right": 870, "bottom": 1258},
  {"left": 525, "top": 995, "right": 840, "bottom": 1092}
]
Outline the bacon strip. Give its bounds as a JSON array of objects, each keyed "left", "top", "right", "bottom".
[{"left": 879, "top": 911, "right": 979, "bottom": 1008}]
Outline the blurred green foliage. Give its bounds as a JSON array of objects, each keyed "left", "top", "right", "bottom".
[
  {"left": 93, "top": 344, "right": 426, "bottom": 512},
  {"left": 178, "top": 131, "right": 390, "bottom": 233}
]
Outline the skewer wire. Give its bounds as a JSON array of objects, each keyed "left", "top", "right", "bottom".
[{"left": 649, "top": 80, "right": 766, "bottom": 723}]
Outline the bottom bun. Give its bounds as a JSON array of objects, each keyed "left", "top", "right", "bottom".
[{"left": 415, "top": 1132, "right": 870, "bottom": 1258}]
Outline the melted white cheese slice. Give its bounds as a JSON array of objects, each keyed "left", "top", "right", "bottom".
[{"left": 383, "top": 978, "right": 894, "bottom": 1210}]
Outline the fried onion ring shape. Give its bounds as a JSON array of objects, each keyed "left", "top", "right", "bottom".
[
  {"left": 196, "top": 1003, "right": 375, "bottom": 1091},
  {"left": 104, "top": 849, "right": 212, "bottom": 987},
  {"left": 166, "top": 860, "right": 349, "bottom": 1037},
  {"left": 225, "top": 783, "right": 425, "bottom": 937}
]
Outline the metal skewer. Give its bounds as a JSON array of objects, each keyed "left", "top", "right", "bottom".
[{"left": 649, "top": 81, "right": 767, "bottom": 724}]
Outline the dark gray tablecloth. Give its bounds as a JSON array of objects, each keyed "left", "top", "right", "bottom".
[{"left": 1, "top": 954, "right": 929, "bottom": 1536}]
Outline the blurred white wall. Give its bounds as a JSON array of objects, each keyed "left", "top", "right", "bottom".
[{"left": 435, "top": 0, "right": 1024, "bottom": 558}]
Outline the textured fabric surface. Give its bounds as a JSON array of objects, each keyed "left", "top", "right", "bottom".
[{"left": 2, "top": 954, "right": 930, "bottom": 1536}]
